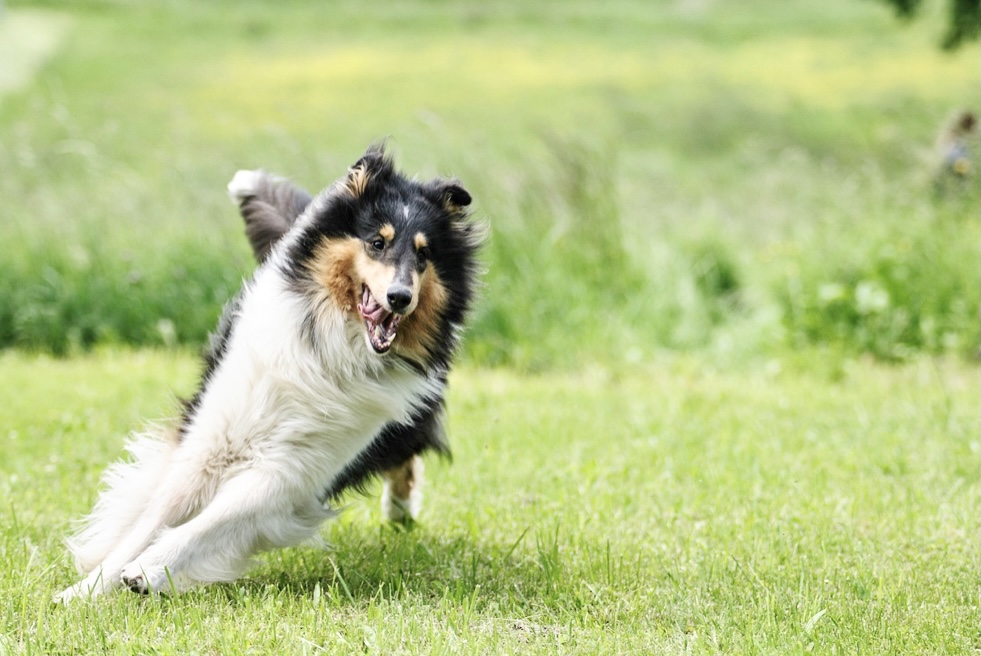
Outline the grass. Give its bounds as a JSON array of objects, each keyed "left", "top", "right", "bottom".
[
  {"left": 0, "top": 349, "right": 977, "bottom": 654},
  {"left": 0, "top": 0, "right": 978, "bottom": 365},
  {"left": 0, "top": 2, "right": 978, "bottom": 653}
]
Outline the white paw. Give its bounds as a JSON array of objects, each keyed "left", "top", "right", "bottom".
[
  {"left": 53, "top": 570, "right": 115, "bottom": 603},
  {"left": 53, "top": 582, "right": 89, "bottom": 604},
  {"left": 381, "top": 487, "right": 421, "bottom": 523},
  {"left": 120, "top": 562, "right": 171, "bottom": 595},
  {"left": 227, "top": 169, "right": 263, "bottom": 203}
]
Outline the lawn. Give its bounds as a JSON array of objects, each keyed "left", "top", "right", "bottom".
[
  {"left": 0, "top": 0, "right": 978, "bottom": 653},
  {"left": 0, "top": 350, "right": 977, "bottom": 654}
]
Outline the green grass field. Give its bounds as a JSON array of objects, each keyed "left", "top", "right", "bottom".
[
  {"left": 1, "top": 0, "right": 979, "bottom": 653},
  {"left": 1, "top": 350, "right": 977, "bottom": 654}
]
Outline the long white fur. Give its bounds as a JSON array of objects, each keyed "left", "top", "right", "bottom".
[{"left": 55, "top": 180, "right": 440, "bottom": 602}]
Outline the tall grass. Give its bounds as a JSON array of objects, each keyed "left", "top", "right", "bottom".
[
  {"left": 0, "top": 238, "right": 246, "bottom": 354},
  {"left": 778, "top": 197, "right": 980, "bottom": 359},
  {"left": 0, "top": 0, "right": 977, "bottom": 367}
]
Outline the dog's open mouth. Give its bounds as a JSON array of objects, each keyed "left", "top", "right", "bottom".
[{"left": 358, "top": 285, "right": 403, "bottom": 354}]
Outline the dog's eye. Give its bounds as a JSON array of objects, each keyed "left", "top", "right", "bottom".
[
  {"left": 417, "top": 246, "right": 431, "bottom": 262},
  {"left": 369, "top": 238, "right": 385, "bottom": 252}
]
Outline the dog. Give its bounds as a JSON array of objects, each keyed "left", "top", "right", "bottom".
[{"left": 55, "top": 145, "right": 483, "bottom": 601}]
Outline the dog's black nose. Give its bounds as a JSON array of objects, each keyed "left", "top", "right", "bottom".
[{"left": 387, "top": 286, "right": 412, "bottom": 313}]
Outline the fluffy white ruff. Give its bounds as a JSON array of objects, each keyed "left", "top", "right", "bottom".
[{"left": 56, "top": 236, "right": 439, "bottom": 602}]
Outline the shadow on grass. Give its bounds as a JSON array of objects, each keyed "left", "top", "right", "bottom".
[{"left": 203, "top": 521, "right": 587, "bottom": 609}]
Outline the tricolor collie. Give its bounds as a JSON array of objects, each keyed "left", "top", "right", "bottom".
[{"left": 55, "top": 145, "right": 483, "bottom": 601}]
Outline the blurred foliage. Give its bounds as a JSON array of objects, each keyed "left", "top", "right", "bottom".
[
  {"left": 0, "top": 0, "right": 977, "bottom": 367},
  {"left": 880, "top": 0, "right": 981, "bottom": 49},
  {"left": 0, "top": 239, "right": 243, "bottom": 356},
  {"left": 777, "top": 205, "right": 980, "bottom": 360}
]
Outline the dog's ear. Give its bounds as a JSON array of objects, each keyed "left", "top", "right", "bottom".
[
  {"left": 433, "top": 181, "right": 472, "bottom": 217},
  {"left": 343, "top": 145, "right": 392, "bottom": 198}
]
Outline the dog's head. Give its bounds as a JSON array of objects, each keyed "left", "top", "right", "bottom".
[{"left": 289, "top": 146, "right": 482, "bottom": 362}]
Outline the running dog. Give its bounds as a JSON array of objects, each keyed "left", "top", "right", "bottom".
[{"left": 55, "top": 145, "right": 483, "bottom": 601}]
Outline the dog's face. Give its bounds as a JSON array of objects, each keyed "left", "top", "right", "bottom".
[
  {"left": 295, "top": 148, "right": 476, "bottom": 360},
  {"left": 351, "top": 208, "right": 444, "bottom": 355}
]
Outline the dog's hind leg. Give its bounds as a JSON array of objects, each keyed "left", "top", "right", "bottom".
[
  {"left": 118, "top": 470, "right": 329, "bottom": 594},
  {"left": 319, "top": 404, "right": 447, "bottom": 523},
  {"left": 381, "top": 455, "right": 424, "bottom": 523}
]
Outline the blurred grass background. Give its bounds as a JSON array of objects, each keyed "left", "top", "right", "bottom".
[{"left": 1, "top": 0, "right": 978, "bottom": 367}]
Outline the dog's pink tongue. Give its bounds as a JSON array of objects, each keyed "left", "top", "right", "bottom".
[
  {"left": 358, "top": 288, "right": 386, "bottom": 323},
  {"left": 359, "top": 300, "right": 385, "bottom": 323}
]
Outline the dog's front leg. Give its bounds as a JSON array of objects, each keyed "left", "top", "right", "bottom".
[
  {"left": 119, "top": 471, "right": 328, "bottom": 594},
  {"left": 54, "top": 509, "right": 175, "bottom": 602},
  {"left": 54, "top": 470, "right": 201, "bottom": 603}
]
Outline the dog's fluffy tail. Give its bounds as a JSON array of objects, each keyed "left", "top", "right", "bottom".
[
  {"left": 227, "top": 169, "right": 312, "bottom": 263},
  {"left": 66, "top": 427, "right": 181, "bottom": 575}
]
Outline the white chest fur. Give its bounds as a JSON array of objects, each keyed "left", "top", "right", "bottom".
[{"left": 181, "top": 271, "right": 436, "bottom": 496}]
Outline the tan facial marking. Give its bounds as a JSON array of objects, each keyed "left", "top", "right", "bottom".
[
  {"left": 414, "top": 232, "right": 428, "bottom": 250},
  {"left": 305, "top": 236, "right": 442, "bottom": 357},
  {"left": 379, "top": 224, "right": 396, "bottom": 242},
  {"left": 307, "top": 236, "right": 413, "bottom": 316},
  {"left": 396, "top": 264, "right": 448, "bottom": 359},
  {"left": 307, "top": 237, "right": 362, "bottom": 313}
]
